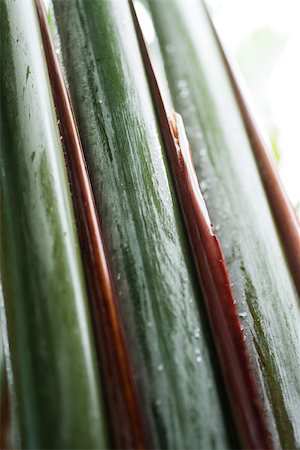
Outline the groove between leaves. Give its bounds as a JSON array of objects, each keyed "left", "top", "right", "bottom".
[
  {"left": 34, "top": 1, "right": 149, "bottom": 448},
  {"left": 129, "top": 1, "right": 273, "bottom": 448}
]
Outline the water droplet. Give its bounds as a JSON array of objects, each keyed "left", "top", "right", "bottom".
[
  {"left": 195, "top": 348, "right": 201, "bottom": 355},
  {"left": 196, "top": 356, "right": 202, "bottom": 363},
  {"left": 157, "top": 364, "right": 164, "bottom": 372},
  {"left": 214, "top": 224, "right": 220, "bottom": 231},
  {"left": 240, "top": 325, "right": 244, "bottom": 331},
  {"left": 179, "top": 88, "right": 189, "bottom": 98},
  {"left": 199, "top": 148, "right": 207, "bottom": 156},
  {"left": 194, "top": 329, "right": 200, "bottom": 339},
  {"left": 239, "top": 312, "right": 247, "bottom": 318},
  {"left": 200, "top": 180, "right": 207, "bottom": 191},
  {"left": 177, "top": 79, "right": 187, "bottom": 89},
  {"left": 117, "top": 273, "right": 121, "bottom": 280}
]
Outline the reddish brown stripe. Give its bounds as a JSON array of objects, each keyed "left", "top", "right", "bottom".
[
  {"left": 0, "top": 372, "right": 11, "bottom": 450},
  {"left": 34, "top": 1, "right": 149, "bottom": 448},
  {"left": 206, "top": 10, "right": 300, "bottom": 297},
  {"left": 129, "top": 1, "right": 273, "bottom": 448}
]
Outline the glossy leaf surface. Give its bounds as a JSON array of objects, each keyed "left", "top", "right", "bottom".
[
  {"left": 0, "top": 1, "right": 108, "bottom": 447},
  {"left": 144, "top": 0, "right": 300, "bottom": 448},
  {"left": 53, "top": 0, "right": 235, "bottom": 448}
]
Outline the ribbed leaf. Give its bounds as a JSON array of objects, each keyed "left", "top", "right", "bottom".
[
  {"left": 35, "top": 1, "right": 148, "bottom": 447},
  {"left": 0, "top": 0, "right": 108, "bottom": 447},
  {"left": 143, "top": 0, "right": 300, "bottom": 448},
  {"left": 211, "top": 26, "right": 300, "bottom": 296},
  {"left": 52, "top": 0, "right": 236, "bottom": 448},
  {"left": 129, "top": 6, "right": 273, "bottom": 444}
]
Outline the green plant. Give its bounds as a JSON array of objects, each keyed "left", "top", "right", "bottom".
[{"left": 1, "top": 0, "right": 299, "bottom": 449}]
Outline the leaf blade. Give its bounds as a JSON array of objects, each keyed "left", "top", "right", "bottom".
[
  {"left": 52, "top": 0, "right": 236, "bottom": 447},
  {"left": 144, "top": 0, "right": 300, "bottom": 447},
  {"left": 0, "top": 0, "right": 108, "bottom": 447}
]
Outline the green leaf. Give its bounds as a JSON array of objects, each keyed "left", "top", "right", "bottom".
[
  {"left": 52, "top": 0, "right": 236, "bottom": 448},
  {"left": 144, "top": 0, "right": 300, "bottom": 448},
  {"left": 0, "top": 0, "right": 108, "bottom": 448}
]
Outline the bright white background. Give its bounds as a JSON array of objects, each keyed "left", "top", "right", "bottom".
[{"left": 207, "top": 0, "right": 300, "bottom": 215}]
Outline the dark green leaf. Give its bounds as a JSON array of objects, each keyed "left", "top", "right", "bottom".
[
  {"left": 144, "top": 0, "right": 300, "bottom": 447},
  {"left": 0, "top": 1, "right": 108, "bottom": 447},
  {"left": 53, "top": 0, "right": 236, "bottom": 448}
]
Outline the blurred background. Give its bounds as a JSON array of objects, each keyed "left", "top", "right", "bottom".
[{"left": 207, "top": 0, "right": 300, "bottom": 216}]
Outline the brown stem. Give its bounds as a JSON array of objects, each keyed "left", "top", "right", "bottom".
[
  {"left": 0, "top": 371, "right": 11, "bottom": 450},
  {"left": 34, "top": 1, "right": 149, "bottom": 448},
  {"left": 129, "top": 1, "right": 273, "bottom": 448}
]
